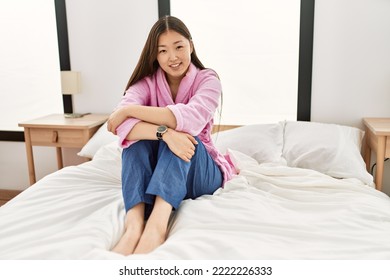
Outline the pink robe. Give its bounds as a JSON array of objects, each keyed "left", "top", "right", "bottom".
[{"left": 115, "top": 63, "right": 235, "bottom": 184}]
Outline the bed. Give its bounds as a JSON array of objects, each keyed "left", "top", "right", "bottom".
[{"left": 0, "top": 120, "right": 389, "bottom": 260}]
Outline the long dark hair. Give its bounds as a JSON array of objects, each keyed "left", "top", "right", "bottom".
[{"left": 124, "top": 16, "right": 206, "bottom": 92}]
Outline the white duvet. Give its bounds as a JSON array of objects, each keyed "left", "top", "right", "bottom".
[{"left": 1, "top": 142, "right": 389, "bottom": 260}]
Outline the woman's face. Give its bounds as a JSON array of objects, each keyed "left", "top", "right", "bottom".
[{"left": 156, "top": 30, "right": 193, "bottom": 84}]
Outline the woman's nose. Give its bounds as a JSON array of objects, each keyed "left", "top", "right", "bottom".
[{"left": 168, "top": 51, "right": 178, "bottom": 61}]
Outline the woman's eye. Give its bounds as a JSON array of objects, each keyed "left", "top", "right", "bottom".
[
  {"left": 177, "top": 46, "right": 183, "bottom": 50},
  {"left": 159, "top": 50, "right": 166, "bottom": 54}
]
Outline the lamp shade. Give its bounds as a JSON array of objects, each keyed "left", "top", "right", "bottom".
[{"left": 61, "top": 71, "right": 81, "bottom": 94}]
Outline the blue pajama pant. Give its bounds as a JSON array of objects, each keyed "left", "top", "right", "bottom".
[{"left": 121, "top": 137, "right": 223, "bottom": 219}]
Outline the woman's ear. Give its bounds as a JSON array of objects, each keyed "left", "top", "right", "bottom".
[{"left": 190, "top": 40, "right": 194, "bottom": 54}]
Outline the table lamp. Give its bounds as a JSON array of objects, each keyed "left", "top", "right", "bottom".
[{"left": 61, "top": 71, "right": 89, "bottom": 118}]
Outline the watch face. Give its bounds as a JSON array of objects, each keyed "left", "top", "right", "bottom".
[{"left": 157, "top": 125, "right": 167, "bottom": 133}]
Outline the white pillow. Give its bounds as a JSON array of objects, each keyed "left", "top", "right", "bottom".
[
  {"left": 77, "top": 122, "right": 119, "bottom": 159},
  {"left": 212, "top": 123, "right": 286, "bottom": 164},
  {"left": 283, "top": 121, "right": 373, "bottom": 185},
  {"left": 93, "top": 140, "right": 122, "bottom": 162}
]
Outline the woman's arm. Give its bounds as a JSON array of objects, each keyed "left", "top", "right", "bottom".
[
  {"left": 107, "top": 105, "right": 177, "bottom": 134},
  {"left": 128, "top": 121, "right": 198, "bottom": 162},
  {"left": 125, "top": 121, "right": 158, "bottom": 141},
  {"left": 167, "top": 70, "right": 221, "bottom": 135},
  {"left": 126, "top": 105, "right": 177, "bottom": 128}
]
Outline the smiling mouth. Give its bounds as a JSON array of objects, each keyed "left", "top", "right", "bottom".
[{"left": 170, "top": 63, "right": 181, "bottom": 69}]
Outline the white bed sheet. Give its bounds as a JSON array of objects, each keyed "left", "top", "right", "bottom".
[{"left": 1, "top": 143, "right": 389, "bottom": 260}]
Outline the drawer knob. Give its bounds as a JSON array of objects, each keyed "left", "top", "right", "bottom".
[{"left": 52, "top": 131, "right": 58, "bottom": 143}]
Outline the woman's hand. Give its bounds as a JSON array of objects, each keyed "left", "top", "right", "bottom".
[
  {"left": 107, "top": 107, "right": 129, "bottom": 134},
  {"left": 163, "top": 129, "right": 198, "bottom": 162}
]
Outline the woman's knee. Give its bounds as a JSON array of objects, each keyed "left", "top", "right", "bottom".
[{"left": 122, "top": 140, "right": 156, "bottom": 159}]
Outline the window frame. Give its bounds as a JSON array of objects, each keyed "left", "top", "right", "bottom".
[{"left": 161, "top": 0, "right": 314, "bottom": 122}]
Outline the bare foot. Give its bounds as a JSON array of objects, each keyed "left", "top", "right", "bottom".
[
  {"left": 133, "top": 197, "right": 172, "bottom": 254},
  {"left": 112, "top": 203, "right": 145, "bottom": 255},
  {"left": 111, "top": 223, "right": 144, "bottom": 255},
  {"left": 133, "top": 223, "right": 167, "bottom": 254}
]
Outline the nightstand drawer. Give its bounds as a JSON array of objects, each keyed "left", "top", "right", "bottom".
[{"left": 29, "top": 128, "right": 87, "bottom": 148}]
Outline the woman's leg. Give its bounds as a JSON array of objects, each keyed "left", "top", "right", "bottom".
[
  {"left": 131, "top": 139, "right": 222, "bottom": 254},
  {"left": 133, "top": 196, "right": 172, "bottom": 254},
  {"left": 112, "top": 141, "right": 158, "bottom": 255},
  {"left": 121, "top": 140, "right": 158, "bottom": 214},
  {"left": 145, "top": 140, "right": 191, "bottom": 209},
  {"left": 113, "top": 138, "right": 223, "bottom": 255},
  {"left": 111, "top": 203, "right": 145, "bottom": 255},
  {"left": 146, "top": 138, "right": 223, "bottom": 209},
  {"left": 184, "top": 137, "right": 223, "bottom": 200}
]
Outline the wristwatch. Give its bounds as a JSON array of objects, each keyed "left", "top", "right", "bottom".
[{"left": 156, "top": 125, "right": 168, "bottom": 140}]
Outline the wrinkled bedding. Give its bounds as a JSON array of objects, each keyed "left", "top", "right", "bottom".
[{"left": 1, "top": 143, "right": 389, "bottom": 259}]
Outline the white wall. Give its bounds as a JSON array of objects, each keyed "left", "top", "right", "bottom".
[
  {"left": 1, "top": 0, "right": 389, "bottom": 195},
  {"left": 66, "top": 0, "right": 158, "bottom": 115},
  {"left": 0, "top": 0, "right": 158, "bottom": 190},
  {"left": 311, "top": 0, "right": 390, "bottom": 194},
  {"left": 311, "top": 0, "right": 390, "bottom": 128}
]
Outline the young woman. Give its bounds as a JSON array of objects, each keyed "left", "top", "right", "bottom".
[{"left": 107, "top": 16, "right": 235, "bottom": 255}]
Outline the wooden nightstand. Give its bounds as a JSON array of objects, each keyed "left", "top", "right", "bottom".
[
  {"left": 363, "top": 118, "right": 390, "bottom": 191},
  {"left": 18, "top": 114, "right": 108, "bottom": 185},
  {"left": 0, "top": 189, "right": 22, "bottom": 206}
]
